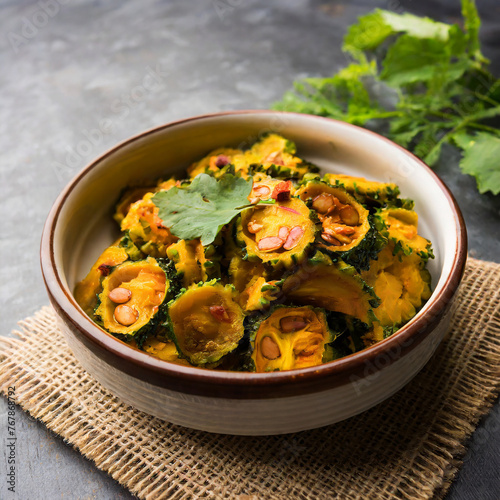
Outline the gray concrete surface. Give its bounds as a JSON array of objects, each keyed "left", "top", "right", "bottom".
[{"left": 0, "top": 1, "right": 499, "bottom": 499}]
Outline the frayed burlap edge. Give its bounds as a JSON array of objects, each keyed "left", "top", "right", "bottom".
[{"left": 1, "top": 256, "right": 499, "bottom": 500}]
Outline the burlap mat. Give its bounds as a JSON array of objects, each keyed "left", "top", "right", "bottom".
[{"left": 1, "top": 257, "right": 499, "bottom": 500}]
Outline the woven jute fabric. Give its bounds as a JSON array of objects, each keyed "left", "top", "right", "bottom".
[{"left": 1, "top": 257, "right": 500, "bottom": 500}]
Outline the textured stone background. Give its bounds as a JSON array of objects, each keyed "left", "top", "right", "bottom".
[{"left": 1, "top": 0, "right": 499, "bottom": 498}]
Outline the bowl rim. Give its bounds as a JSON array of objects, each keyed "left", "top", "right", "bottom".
[{"left": 41, "top": 110, "right": 468, "bottom": 399}]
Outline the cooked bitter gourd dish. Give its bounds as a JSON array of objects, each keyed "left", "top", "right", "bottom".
[{"left": 75, "top": 134, "right": 434, "bottom": 372}]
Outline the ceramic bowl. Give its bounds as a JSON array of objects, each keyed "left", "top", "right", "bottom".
[{"left": 41, "top": 111, "right": 467, "bottom": 435}]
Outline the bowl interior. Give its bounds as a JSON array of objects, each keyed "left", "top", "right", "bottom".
[{"left": 50, "top": 111, "right": 460, "bottom": 362}]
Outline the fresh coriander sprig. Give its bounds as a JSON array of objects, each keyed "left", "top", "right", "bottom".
[
  {"left": 152, "top": 173, "right": 256, "bottom": 246},
  {"left": 273, "top": 0, "right": 500, "bottom": 195}
]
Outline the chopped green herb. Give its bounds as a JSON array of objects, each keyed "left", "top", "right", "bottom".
[{"left": 152, "top": 174, "right": 253, "bottom": 246}]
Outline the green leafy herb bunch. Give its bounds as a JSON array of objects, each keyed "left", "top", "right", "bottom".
[{"left": 274, "top": 0, "right": 500, "bottom": 194}]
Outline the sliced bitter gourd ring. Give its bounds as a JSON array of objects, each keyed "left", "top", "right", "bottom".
[
  {"left": 166, "top": 239, "right": 220, "bottom": 288},
  {"left": 74, "top": 241, "right": 129, "bottom": 316},
  {"left": 167, "top": 281, "right": 245, "bottom": 366},
  {"left": 115, "top": 178, "right": 178, "bottom": 226},
  {"left": 246, "top": 134, "right": 317, "bottom": 180},
  {"left": 141, "top": 336, "right": 192, "bottom": 366},
  {"left": 186, "top": 147, "right": 245, "bottom": 178},
  {"left": 239, "top": 277, "right": 281, "bottom": 312},
  {"left": 249, "top": 133, "right": 296, "bottom": 161},
  {"left": 323, "top": 173, "right": 400, "bottom": 205},
  {"left": 236, "top": 197, "right": 316, "bottom": 269},
  {"left": 250, "top": 305, "right": 334, "bottom": 372},
  {"left": 227, "top": 253, "right": 279, "bottom": 311},
  {"left": 361, "top": 322, "right": 386, "bottom": 348},
  {"left": 228, "top": 252, "right": 268, "bottom": 293},
  {"left": 362, "top": 247, "right": 432, "bottom": 327},
  {"left": 296, "top": 179, "right": 378, "bottom": 271},
  {"left": 247, "top": 176, "right": 292, "bottom": 204},
  {"left": 155, "top": 176, "right": 178, "bottom": 191},
  {"left": 282, "top": 259, "right": 379, "bottom": 325},
  {"left": 118, "top": 232, "right": 144, "bottom": 261},
  {"left": 120, "top": 192, "right": 178, "bottom": 258},
  {"left": 95, "top": 257, "right": 169, "bottom": 338},
  {"left": 379, "top": 207, "right": 433, "bottom": 260},
  {"left": 113, "top": 186, "right": 156, "bottom": 225}
]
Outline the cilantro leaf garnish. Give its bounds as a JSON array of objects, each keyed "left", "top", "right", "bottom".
[
  {"left": 274, "top": 0, "right": 500, "bottom": 195},
  {"left": 453, "top": 131, "right": 500, "bottom": 194},
  {"left": 152, "top": 174, "right": 253, "bottom": 245}
]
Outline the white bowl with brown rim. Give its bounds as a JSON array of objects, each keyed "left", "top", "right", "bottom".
[{"left": 41, "top": 111, "right": 467, "bottom": 435}]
